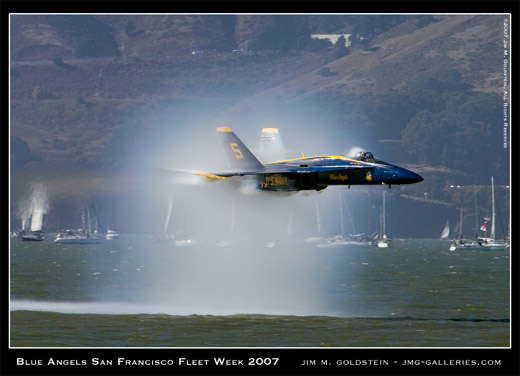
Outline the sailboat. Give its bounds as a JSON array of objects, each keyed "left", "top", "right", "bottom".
[
  {"left": 449, "top": 207, "right": 467, "bottom": 251},
  {"left": 477, "top": 176, "right": 508, "bottom": 250},
  {"left": 449, "top": 190, "right": 485, "bottom": 250},
  {"left": 449, "top": 177, "right": 508, "bottom": 251},
  {"left": 105, "top": 224, "right": 120, "bottom": 240},
  {"left": 54, "top": 207, "right": 104, "bottom": 244},
  {"left": 150, "top": 197, "right": 175, "bottom": 243},
  {"left": 20, "top": 207, "right": 46, "bottom": 241},
  {"left": 440, "top": 220, "right": 450, "bottom": 240},
  {"left": 318, "top": 191, "right": 375, "bottom": 248},
  {"left": 174, "top": 195, "right": 201, "bottom": 247},
  {"left": 377, "top": 190, "right": 391, "bottom": 248}
]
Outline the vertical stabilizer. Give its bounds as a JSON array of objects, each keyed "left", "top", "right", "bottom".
[
  {"left": 217, "top": 127, "right": 264, "bottom": 170},
  {"left": 258, "top": 127, "right": 286, "bottom": 162}
]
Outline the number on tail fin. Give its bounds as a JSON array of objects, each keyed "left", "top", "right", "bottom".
[{"left": 230, "top": 143, "right": 244, "bottom": 159}]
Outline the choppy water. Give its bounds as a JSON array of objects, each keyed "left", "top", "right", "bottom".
[{"left": 10, "top": 236, "right": 510, "bottom": 348}]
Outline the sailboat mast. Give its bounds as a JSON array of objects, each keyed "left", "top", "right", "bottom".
[
  {"left": 87, "top": 206, "right": 91, "bottom": 235},
  {"left": 474, "top": 188, "right": 479, "bottom": 237},
  {"left": 164, "top": 197, "right": 173, "bottom": 235},
  {"left": 380, "top": 191, "right": 386, "bottom": 238},
  {"left": 458, "top": 207, "right": 463, "bottom": 238},
  {"left": 491, "top": 176, "right": 496, "bottom": 241}
]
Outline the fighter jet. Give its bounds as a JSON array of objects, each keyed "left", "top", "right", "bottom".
[{"left": 193, "top": 127, "right": 423, "bottom": 192}]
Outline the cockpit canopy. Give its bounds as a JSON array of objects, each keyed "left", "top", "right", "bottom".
[{"left": 355, "top": 151, "right": 376, "bottom": 162}]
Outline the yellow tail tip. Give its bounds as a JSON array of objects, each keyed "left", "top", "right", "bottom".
[
  {"left": 217, "top": 127, "right": 232, "bottom": 132},
  {"left": 262, "top": 128, "right": 279, "bottom": 133}
]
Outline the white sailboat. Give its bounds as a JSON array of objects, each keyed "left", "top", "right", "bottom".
[
  {"left": 105, "top": 225, "right": 120, "bottom": 240},
  {"left": 449, "top": 177, "right": 508, "bottom": 251},
  {"left": 440, "top": 220, "right": 450, "bottom": 239},
  {"left": 20, "top": 213, "right": 46, "bottom": 241},
  {"left": 175, "top": 196, "right": 201, "bottom": 247},
  {"left": 477, "top": 176, "right": 508, "bottom": 250},
  {"left": 318, "top": 191, "right": 375, "bottom": 248},
  {"left": 21, "top": 207, "right": 46, "bottom": 241},
  {"left": 54, "top": 207, "right": 104, "bottom": 244},
  {"left": 449, "top": 207, "right": 469, "bottom": 251},
  {"left": 449, "top": 190, "right": 487, "bottom": 251},
  {"left": 20, "top": 183, "right": 48, "bottom": 241}
]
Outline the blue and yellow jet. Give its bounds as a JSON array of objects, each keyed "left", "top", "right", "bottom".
[{"left": 194, "top": 127, "right": 423, "bottom": 192}]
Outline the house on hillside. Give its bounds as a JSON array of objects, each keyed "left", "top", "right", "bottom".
[{"left": 310, "top": 34, "right": 353, "bottom": 47}]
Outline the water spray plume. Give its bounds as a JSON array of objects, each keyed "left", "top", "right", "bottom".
[{"left": 17, "top": 182, "right": 50, "bottom": 231}]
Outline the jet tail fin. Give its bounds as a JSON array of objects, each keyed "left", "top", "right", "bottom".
[
  {"left": 258, "top": 127, "right": 286, "bottom": 162},
  {"left": 217, "top": 127, "right": 264, "bottom": 170}
]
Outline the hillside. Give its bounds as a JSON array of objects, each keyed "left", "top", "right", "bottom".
[{"left": 9, "top": 14, "right": 510, "bottom": 235}]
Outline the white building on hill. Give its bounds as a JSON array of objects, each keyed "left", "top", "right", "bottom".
[{"left": 310, "top": 34, "right": 352, "bottom": 47}]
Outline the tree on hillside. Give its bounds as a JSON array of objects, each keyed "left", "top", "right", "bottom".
[
  {"left": 235, "top": 15, "right": 310, "bottom": 52},
  {"left": 401, "top": 92, "right": 507, "bottom": 180},
  {"left": 334, "top": 36, "right": 349, "bottom": 58}
]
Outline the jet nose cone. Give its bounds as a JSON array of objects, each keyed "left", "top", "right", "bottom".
[
  {"left": 404, "top": 170, "right": 423, "bottom": 184},
  {"left": 392, "top": 167, "right": 423, "bottom": 184}
]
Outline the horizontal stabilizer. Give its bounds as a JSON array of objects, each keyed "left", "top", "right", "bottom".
[{"left": 193, "top": 173, "right": 227, "bottom": 180}]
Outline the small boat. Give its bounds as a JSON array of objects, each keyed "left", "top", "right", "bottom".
[
  {"left": 55, "top": 230, "right": 105, "bottom": 244},
  {"left": 318, "top": 233, "right": 375, "bottom": 248},
  {"left": 106, "top": 225, "right": 120, "bottom": 240},
  {"left": 54, "top": 206, "right": 104, "bottom": 244},
  {"left": 377, "top": 235, "right": 390, "bottom": 248},
  {"left": 449, "top": 237, "right": 507, "bottom": 251},
  {"left": 21, "top": 230, "right": 45, "bottom": 242},
  {"left": 175, "top": 239, "right": 201, "bottom": 247}
]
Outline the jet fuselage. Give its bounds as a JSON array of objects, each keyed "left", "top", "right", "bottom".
[
  {"left": 257, "top": 155, "right": 423, "bottom": 191},
  {"left": 198, "top": 127, "right": 424, "bottom": 192}
]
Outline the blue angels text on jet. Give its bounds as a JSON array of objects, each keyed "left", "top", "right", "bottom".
[{"left": 193, "top": 127, "right": 423, "bottom": 192}]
